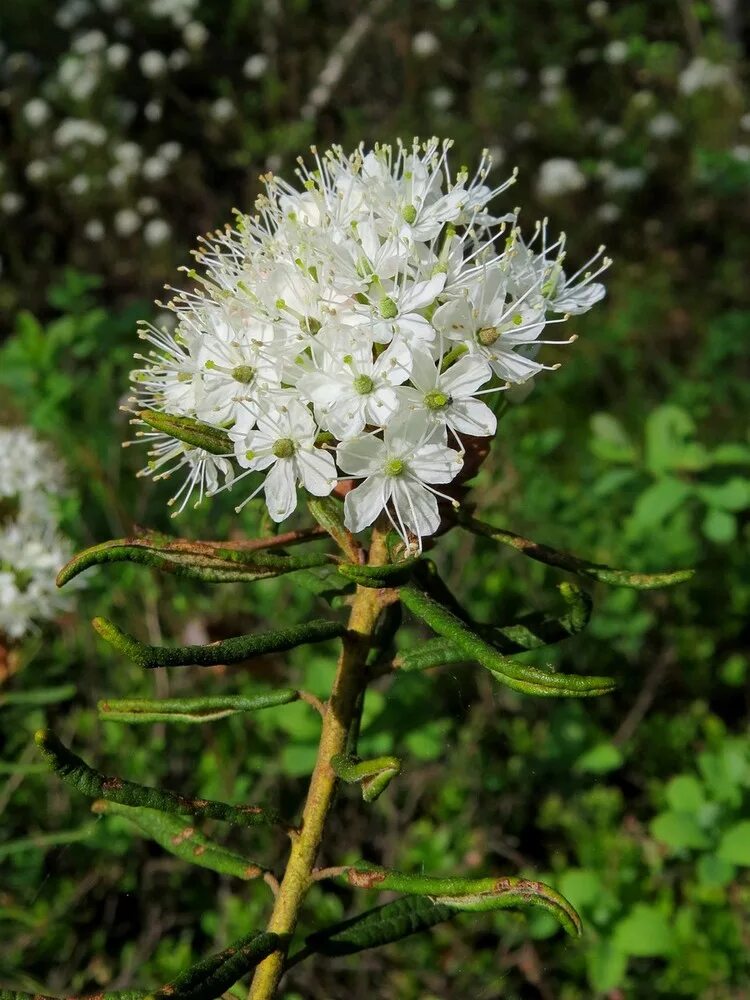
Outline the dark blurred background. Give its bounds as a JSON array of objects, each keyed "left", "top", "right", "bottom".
[{"left": 1, "top": 2, "right": 749, "bottom": 997}]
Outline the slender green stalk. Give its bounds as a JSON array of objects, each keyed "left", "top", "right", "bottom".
[{"left": 248, "top": 526, "right": 392, "bottom": 999}]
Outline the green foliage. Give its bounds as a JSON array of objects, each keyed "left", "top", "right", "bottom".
[{"left": 1, "top": 1, "right": 749, "bottom": 997}]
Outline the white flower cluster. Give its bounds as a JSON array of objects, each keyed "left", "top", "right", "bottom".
[
  {"left": 0, "top": 428, "right": 75, "bottom": 640},
  {"left": 132, "top": 139, "right": 609, "bottom": 547}
]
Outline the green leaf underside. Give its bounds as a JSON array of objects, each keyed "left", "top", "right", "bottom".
[
  {"left": 92, "top": 617, "right": 345, "bottom": 669},
  {"left": 0, "top": 931, "right": 278, "bottom": 1000},
  {"left": 93, "top": 800, "right": 267, "bottom": 880},
  {"left": 35, "top": 729, "right": 281, "bottom": 827},
  {"left": 337, "top": 558, "right": 421, "bottom": 587},
  {"left": 396, "top": 582, "right": 592, "bottom": 671},
  {"left": 307, "top": 495, "right": 361, "bottom": 561},
  {"left": 331, "top": 753, "right": 401, "bottom": 802},
  {"left": 138, "top": 409, "right": 232, "bottom": 456},
  {"left": 399, "top": 585, "right": 614, "bottom": 697},
  {"left": 57, "top": 535, "right": 331, "bottom": 586},
  {"left": 149, "top": 930, "right": 279, "bottom": 1000},
  {"left": 0, "top": 993, "right": 146, "bottom": 1000},
  {"left": 343, "top": 864, "right": 581, "bottom": 938},
  {"left": 301, "top": 895, "right": 455, "bottom": 958},
  {"left": 98, "top": 690, "right": 298, "bottom": 724},
  {"left": 458, "top": 511, "right": 694, "bottom": 590}
]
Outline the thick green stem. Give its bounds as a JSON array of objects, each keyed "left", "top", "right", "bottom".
[{"left": 248, "top": 527, "right": 392, "bottom": 999}]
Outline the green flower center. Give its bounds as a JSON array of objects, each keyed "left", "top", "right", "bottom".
[
  {"left": 379, "top": 296, "right": 398, "bottom": 320},
  {"left": 272, "top": 437, "right": 295, "bottom": 459},
  {"left": 231, "top": 365, "right": 256, "bottom": 384},
  {"left": 401, "top": 203, "right": 418, "bottom": 224},
  {"left": 384, "top": 458, "right": 405, "bottom": 477},
  {"left": 424, "top": 390, "right": 450, "bottom": 410},
  {"left": 353, "top": 374, "right": 375, "bottom": 395}
]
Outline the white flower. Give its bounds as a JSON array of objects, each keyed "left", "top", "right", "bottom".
[
  {"left": 604, "top": 40, "right": 628, "bottom": 65},
  {"left": 230, "top": 399, "right": 337, "bottom": 520},
  {"left": 536, "top": 158, "right": 586, "bottom": 198},
  {"left": 114, "top": 208, "right": 141, "bottom": 237},
  {"left": 23, "top": 98, "right": 50, "bottom": 127},
  {"left": 678, "top": 56, "right": 732, "bottom": 96},
  {"left": 412, "top": 31, "right": 439, "bottom": 58},
  {"left": 299, "top": 334, "right": 412, "bottom": 439},
  {"left": 338, "top": 417, "right": 463, "bottom": 547},
  {"left": 0, "top": 427, "right": 77, "bottom": 641},
  {"left": 647, "top": 112, "right": 680, "bottom": 140},
  {"left": 243, "top": 53, "right": 269, "bottom": 79},
  {"left": 140, "top": 50, "right": 168, "bottom": 78},
  {"left": 106, "top": 43, "right": 130, "bottom": 69},
  {"left": 397, "top": 348, "right": 496, "bottom": 441},
  {"left": 130, "top": 139, "right": 608, "bottom": 539},
  {"left": 144, "top": 218, "right": 171, "bottom": 245},
  {"left": 183, "top": 20, "right": 208, "bottom": 48}
]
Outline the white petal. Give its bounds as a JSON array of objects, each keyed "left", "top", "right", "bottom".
[
  {"left": 263, "top": 460, "right": 298, "bottom": 522},
  {"left": 441, "top": 354, "right": 493, "bottom": 396},
  {"left": 408, "top": 348, "right": 439, "bottom": 393},
  {"left": 392, "top": 478, "right": 440, "bottom": 537},
  {"left": 344, "top": 475, "right": 389, "bottom": 532},
  {"left": 295, "top": 447, "right": 338, "bottom": 496},
  {"left": 337, "top": 434, "right": 386, "bottom": 476},
  {"left": 400, "top": 274, "right": 446, "bottom": 312},
  {"left": 409, "top": 443, "right": 463, "bottom": 484},
  {"left": 447, "top": 397, "right": 497, "bottom": 437}
]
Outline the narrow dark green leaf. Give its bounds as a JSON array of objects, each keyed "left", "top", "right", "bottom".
[
  {"left": 92, "top": 617, "right": 344, "bottom": 669},
  {"left": 35, "top": 729, "right": 281, "bottom": 827},
  {"left": 331, "top": 753, "right": 401, "bottom": 802},
  {"left": 0, "top": 993, "right": 145, "bottom": 1000},
  {"left": 301, "top": 895, "right": 454, "bottom": 958},
  {"left": 150, "top": 931, "right": 279, "bottom": 1000},
  {"left": 399, "top": 585, "right": 614, "bottom": 697},
  {"left": 0, "top": 827, "right": 96, "bottom": 862},
  {"left": 138, "top": 409, "right": 232, "bottom": 456},
  {"left": 98, "top": 690, "right": 299, "bottom": 724},
  {"left": 337, "top": 558, "right": 420, "bottom": 588},
  {"left": 307, "top": 495, "right": 361, "bottom": 561},
  {"left": 0, "top": 684, "right": 77, "bottom": 708},
  {"left": 57, "top": 533, "right": 331, "bottom": 586},
  {"left": 458, "top": 511, "right": 694, "bottom": 589},
  {"left": 395, "top": 582, "right": 592, "bottom": 672},
  {"left": 92, "top": 801, "right": 267, "bottom": 880},
  {"left": 394, "top": 637, "right": 467, "bottom": 672},
  {"left": 343, "top": 863, "right": 581, "bottom": 937}
]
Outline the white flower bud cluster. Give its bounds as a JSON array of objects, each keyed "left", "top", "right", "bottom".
[
  {"left": 0, "top": 428, "right": 75, "bottom": 640},
  {"left": 131, "top": 139, "right": 609, "bottom": 547}
]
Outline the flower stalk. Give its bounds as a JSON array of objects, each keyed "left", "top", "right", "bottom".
[{"left": 248, "top": 523, "right": 393, "bottom": 999}]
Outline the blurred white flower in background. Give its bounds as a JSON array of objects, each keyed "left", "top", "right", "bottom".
[
  {"left": 648, "top": 112, "right": 681, "bottom": 140},
  {"left": 144, "top": 218, "right": 171, "bottom": 245},
  {"left": 140, "top": 50, "right": 168, "bottom": 79},
  {"left": 183, "top": 21, "right": 209, "bottom": 48},
  {"left": 429, "top": 87, "right": 454, "bottom": 111},
  {"left": 114, "top": 207, "right": 141, "bottom": 236},
  {"left": 211, "top": 97, "right": 236, "bottom": 123},
  {"left": 537, "top": 157, "right": 586, "bottom": 198},
  {"left": 22, "top": 98, "right": 51, "bottom": 127},
  {"left": 678, "top": 56, "right": 732, "bottom": 95},
  {"left": 604, "top": 40, "right": 628, "bottom": 65},
  {"left": 243, "top": 53, "right": 269, "bottom": 79},
  {"left": 1, "top": 193, "right": 24, "bottom": 215},
  {"left": 84, "top": 218, "right": 105, "bottom": 241},
  {"left": 106, "top": 43, "right": 130, "bottom": 70},
  {"left": 0, "top": 428, "right": 77, "bottom": 641},
  {"left": 412, "top": 31, "right": 440, "bottom": 58}
]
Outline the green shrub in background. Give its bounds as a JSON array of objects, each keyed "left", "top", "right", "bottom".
[{"left": 1, "top": 1, "right": 749, "bottom": 997}]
